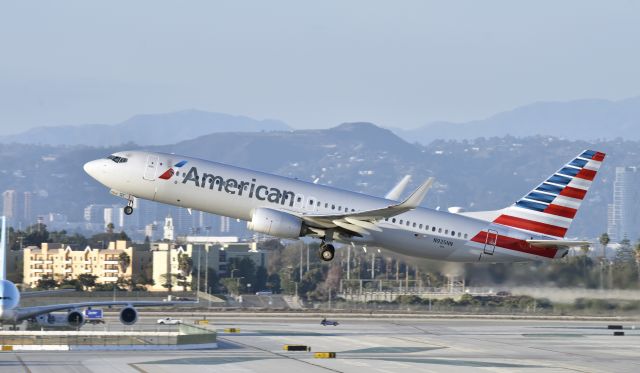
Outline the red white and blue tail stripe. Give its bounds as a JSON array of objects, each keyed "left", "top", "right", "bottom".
[{"left": 493, "top": 150, "right": 605, "bottom": 238}]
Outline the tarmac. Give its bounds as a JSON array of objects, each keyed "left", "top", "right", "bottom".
[{"left": 0, "top": 314, "right": 639, "bottom": 372}]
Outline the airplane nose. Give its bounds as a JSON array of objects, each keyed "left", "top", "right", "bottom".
[{"left": 83, "top": 159, "right": 105, "bottom": 179}]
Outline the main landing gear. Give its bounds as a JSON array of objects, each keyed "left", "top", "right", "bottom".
[
  {"left": 124, "top": 200, "right": 134, "bottom": 215},
  {"left": 319, "top": 242, "right": 335, "bottom": 262}
]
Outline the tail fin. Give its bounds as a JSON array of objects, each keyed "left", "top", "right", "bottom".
[{"left": 465, "top": 150, "right": 605, "bottom": 238}]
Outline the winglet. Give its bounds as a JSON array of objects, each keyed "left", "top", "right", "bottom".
[
  {"left": 394, "top": 177, "right": 434, "bottom": 209},
  {"left": 385, "top": 175, "right": 412, "bottom": 200}
]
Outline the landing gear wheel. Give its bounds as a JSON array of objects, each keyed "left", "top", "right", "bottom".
[
  {"left": 124, "top": 205, "right": 134, "bottom": 215},
  {"left": 319, "top": 244, "right": 335, "bottom": 261}
]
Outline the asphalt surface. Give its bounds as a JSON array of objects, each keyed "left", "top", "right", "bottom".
[{"left": 0, "top": 315, "right": 639, "bottom": 372}]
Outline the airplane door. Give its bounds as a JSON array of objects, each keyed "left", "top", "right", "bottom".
[
  {"left": 483, "top": 229, "right": 498, "bottom": 255},
  {"left": 143, "top": 155, "right": 159, "bottom": 181}
]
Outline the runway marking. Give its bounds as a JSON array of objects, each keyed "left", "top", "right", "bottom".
[
  {"left": 16, "top": 355, "right": 33, "bottom": 373},
  {"left": 128, "top": 363, "right": 149, "bottom": 373},
  {"left": 218, "top": 336, "right": 344, "bottom": 372}
]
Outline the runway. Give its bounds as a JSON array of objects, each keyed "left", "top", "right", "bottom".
[{"left": 1, "top": 315, "right": 638, "bottom": 372}]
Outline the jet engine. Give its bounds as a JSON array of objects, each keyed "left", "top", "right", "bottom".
[
  {"left": 119, "top": 306, "right": 138, "bottom": 325},
  {"left": 247, "top": 208, "right": 305, "bottom": 238},
  {"left": 67, "top": 310, "right": 85, "bottom": 327},
  {"left": 33, "top": 311, "right": 86, "bottom": 329}
]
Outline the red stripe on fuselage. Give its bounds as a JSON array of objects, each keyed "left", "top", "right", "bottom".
[
  {"left": 559, "top": 186, "right": 586, "bottom": 200},
  {"left": 543, "top": 204, "right": 577, "bottom": 219},
  {"left": 494, "top": 215, "right": 567, "bottom": 237},
  {"left": 471, "top": 231, "right": 557, "bottom": 259}
]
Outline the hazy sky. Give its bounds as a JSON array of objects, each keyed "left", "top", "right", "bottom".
[{"left": 1, "top": 1, "right": 639, "bottom": 135}]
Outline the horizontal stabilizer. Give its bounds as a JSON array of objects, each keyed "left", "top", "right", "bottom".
[{"left": 527, "top": 240, "right": 591, "bottom": 248}]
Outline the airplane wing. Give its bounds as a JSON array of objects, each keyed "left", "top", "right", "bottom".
[
  {"left": 296, "top": 177, "right": 434, "bottom": 237},
  {"left": 384, "top": 175, "right": 412, "bottom": 200},
  {"left": 15, "top": 300, "right": 195, "bottom": 321},
  {"left": 526, "top": 240, "right": 591, "bottom": 249}
]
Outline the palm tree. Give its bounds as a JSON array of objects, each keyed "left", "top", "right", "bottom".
[
  {"left": 118, "top": 252, "right": 131, "bottom": 273},
  {"left": 177, "top": 254, "right": 193, "bottom": 291},
  {"left": 599, "top": 233, "right": 610, "bottom": 259}
]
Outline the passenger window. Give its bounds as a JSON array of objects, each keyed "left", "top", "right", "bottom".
[
  {"left": 331, "top": 204, "right": 335, "bottom": 210},
  {"left": 406, "top": 221, "right": 410, "bottom": 226},
  {"left": 425, "top": 225, "right": 429, "bottom": 230},
  {"left": 338, "top": 206, "right": 342, "bottom": 211},
  {"left": 445, "top": 230, "right": 449, "bottom": 234},
  {"left": 457, "top": 232, "right": 461, "bottom": 238},
  {"left": 385, "top": 218, "right": 389, "bottom": 221},
  {"left": 451, "top": 231, "right": 455, "bottom": 236},
  {"left": 413, "top": 222, "right": 417, "bottom": 228},
  {"left": 438, "top": 228, "right": 442, "bottom": 233},
  {"left": 392, "top": 218, "right": 396, "bottom": 223},
  {"left": 399, "top": 220, "right": 403, "bottom": 224},
  {"left": 325, "top": 203, "right": 328, "bottom": 208},
  {"left": 317, "top": 201, "right": 321, "bottom": 207},
  {"left": 351, "top": 209, "right": 355, "bottom": 212},
  {"left": 297, "top": 197, "right": 302, "bottom": 202},
  {"left": 309, "top": 200, "right": 314, "bottom": 205},
  {"left": 464, "top": 233, "right": 468, "bottom": 239},
  {"left": 419, "top": 224, "right": 423, "bottom": 229},
  {"left": 432, "top": 226, "right": 435, "bottom": 232}
]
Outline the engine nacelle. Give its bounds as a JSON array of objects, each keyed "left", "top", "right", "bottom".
[
  {"left": 247, "top": 208, "right": 304, "bottom": 238},
  {"left": 34, "top": 311, "right": 86, "bottom": 329},
  {"left": 67, "top": 310, "right": 85, "bottom": 327},
  {"left": 119, "top": 306, "right": 138, "bottom": 325}
]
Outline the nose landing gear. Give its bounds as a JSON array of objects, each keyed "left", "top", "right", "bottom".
[{"left": 124, "top": 200, "right": 134, "bottom": 215}]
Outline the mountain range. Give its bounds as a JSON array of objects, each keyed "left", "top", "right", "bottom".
[
  {"left": 393, "top": 96, "right": 640, "bottom": 144},
  {"left": 2, "top": 96, "right": 640, "bottom": 147},
  {"left": 0, "top": 110, "right": 290, "bottom": 146}
]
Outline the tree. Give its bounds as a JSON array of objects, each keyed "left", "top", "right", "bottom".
[
  {"left": 160, "top": 273, "right": 179, "bottom": 292},
  {"left": 266, "top": 273, "right": 281, "bottom": 293},
  {"left": 615, "top": 238, "right": 634, "bottom": 263},
  {"left": 59, "top": 278, "right": 82, "bottom": 291},
  {"left": 255, "top": 266, "right": 268, "bottom": 291},
  {"left": 118, "top": 252, "right": 131, "bottom": 273},
  {"left": 36, "top": 275, "right": 57, "bottom": 290},
  {"left": 106, "top": 222, "right": 115, "bottom": 234},
  {"left": 77, "top": 273, "right": 98, "bottom": 290},
  {"left": 599, "top": 233, "right": 610, "bottom": 258}
]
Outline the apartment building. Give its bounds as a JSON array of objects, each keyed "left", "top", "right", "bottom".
[
  {"left": 149, "top": 242, "right": 193, "bottom": 291},
  {"left": 23, "top": 240, "right": 152, "bottom": 288}
]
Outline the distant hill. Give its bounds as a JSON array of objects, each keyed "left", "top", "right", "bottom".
[
  {"left": 394, "top": 96, "right": 640, "bottom": 144},
  {"left": 0, "top": 110, "right": 290, "bottom": 146}
]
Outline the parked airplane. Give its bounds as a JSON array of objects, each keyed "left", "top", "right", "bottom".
[
  {"left": 0, "top": 217, "right": 188, "bottom": 328},
  {"left": 84, "top": 150, "right": 604, "bottom": 263}
]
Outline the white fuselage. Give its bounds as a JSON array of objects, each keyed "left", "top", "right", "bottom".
[
  {"left": 0, "top": 280, "right": 21, "bottom": 322},
  {"left": 84, "top": 151, "right": 564, "bottom": 263}
]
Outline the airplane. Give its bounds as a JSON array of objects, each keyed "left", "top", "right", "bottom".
[
  {"left": 0, "top": 217, "right": 190, "bottom": 329},
  {"left": 84, "top": 149, "right": 605, "bottom": 263}
]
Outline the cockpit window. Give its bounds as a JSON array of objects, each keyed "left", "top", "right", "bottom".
[{"left": 107, "top": 155, "right": 128, "bottom": 163}]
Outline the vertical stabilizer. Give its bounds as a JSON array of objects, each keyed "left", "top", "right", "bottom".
[{"left": 0, "top": 216, "right": 5, "bottom": 280}]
